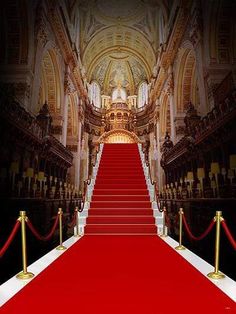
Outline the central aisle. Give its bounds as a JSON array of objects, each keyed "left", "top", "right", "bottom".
[{"left": 1, "top": 235, "right": 236, "bottom": 313}]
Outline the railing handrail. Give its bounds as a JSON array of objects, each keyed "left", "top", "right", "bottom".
[
  {"left": 80, "top": 144, "right": 102, "bottom": 212},
  {"left": 141, "top": 147, "right": 162, "bottom": 211}
]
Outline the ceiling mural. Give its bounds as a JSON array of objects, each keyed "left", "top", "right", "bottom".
[{"left": 79, "top": 0, "right": 163, "bottom": 97}]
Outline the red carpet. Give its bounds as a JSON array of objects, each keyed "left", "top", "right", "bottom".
[
  {"left": 1, "top": 235, "right": 236, "bottom": 313},
  {"left": 85, "top": 144, "right": 157, "bottom": 234}
]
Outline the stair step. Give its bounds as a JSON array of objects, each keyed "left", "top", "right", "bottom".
[
  {"left": 87, "top": 216, "right": 155, "bottom": 224},
  {"left": 88, "top": 209, "right": 154, "bottom": 216},
  {"left": 84, "top": 224, "right": 157, "bottom": 234},
  {"left": 93, "top": 189, "right": 149, "bottom": 195},
  {"left": 92, "top": 195, "right": 150, "bottom": 201},
  {"left": 90, "top": 201, "right": 151, "bottom": 208},
  {"left": 95, "top": 184, "right": 147, "bottom": 189}
]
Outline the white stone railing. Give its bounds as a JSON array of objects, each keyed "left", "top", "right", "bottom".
[{"left": 138, "top": 144, "right": 164, "bottom": 234}]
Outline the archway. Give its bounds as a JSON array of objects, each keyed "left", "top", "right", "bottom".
[
  {"left": 98, "top": 129, "right": 141, "bottom": 143},
  {"left": 175, "top": 48, "right": 198, "bottom": 113}
]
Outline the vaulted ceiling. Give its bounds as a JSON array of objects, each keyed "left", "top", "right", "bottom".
[{"left": 79, "top": 0, "right": 165, "bottom": 96}]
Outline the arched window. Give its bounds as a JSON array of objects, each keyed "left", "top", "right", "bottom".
[
  {"left": 90, "top": 81, "right": 101, "bottom": 108},
  {"left": 112, "top": 87, "right": 127, "bottom": 102},
  {"left": 138, "top": 81, "right": 148, "bottom": 108}
]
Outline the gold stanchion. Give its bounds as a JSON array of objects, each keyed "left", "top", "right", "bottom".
[
  {"left": 56, "top": 208, "right": 67, "bottom": 250},
  {"left": 175, "top": 208, "right": 186, "bottom": 250},
  {"left": 160, "top": 206, "right": 167, "bottom": 238},
  {"left": 16, "top": 211, "right": 34, "bottom": 280},
  {"left": 207, "top": 211, "right": 225, "bottom": 279},
  {"left": 74, "top": 206, "right": 80, "bottom": 237}
]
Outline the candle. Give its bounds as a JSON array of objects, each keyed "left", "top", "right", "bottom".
[
  {"left": 197, "top": 168, "right": 205, "bottom": 179},
  {"left": 26, "top": 168, "right": 34, "bottom": 178},
  {"left": 187, "top": 171, "right": 194, "bottom": 181},
  {"left": 211, "top": 162, "right": 220, "bottom": 174},
  {"left": 38, "top": 171, "right": 45, "bottom": 181}
]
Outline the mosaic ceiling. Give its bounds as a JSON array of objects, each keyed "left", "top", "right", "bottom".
[{"left": 79, "top": 0, "right": 163, "bottom": 95}]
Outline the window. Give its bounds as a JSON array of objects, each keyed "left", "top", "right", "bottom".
[
  {"left": 90, "top": 81, "right": 101, "bottom": 108},
  {"left": 112, "top": 87, "right": 127, "bottom": 102},
  {"left": 138, "top": 81, "right": 148, "bottom": 108}
]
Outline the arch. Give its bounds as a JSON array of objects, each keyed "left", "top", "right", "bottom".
[
  {"left": 38, "top": 49, "right": 62, "bottom": 114},
  {"left": 98, "top": 129, "right": 141, "bottom": 143},
  {"left": 175, "top": 47, "right": 198, "bottom": 112},
  {"left": 84, "top": 25, "right": 155, "bottom": 80}
]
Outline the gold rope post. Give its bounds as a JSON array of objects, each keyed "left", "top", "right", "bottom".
[
  {"left": 175, "top": 208, "right": 186, "bottom": 250},
  {"left": 207, "top": 211, "right": 225, "bottom": 279},
  {"left": 16, "top": 211, "right": 34, "bottom": 280},
  {"left": 74, "top": 206, "right": 80, "bottom": 237},
  {"left": 160, "top": 206, "right": 167, "bottom": 238},
  {"left": 56, "top": 208, "right": 67, "bottom": 250}
]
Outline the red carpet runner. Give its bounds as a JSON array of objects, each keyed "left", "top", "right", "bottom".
[
  {"left": 1, "top": 144, "right": 236, "bottom": 312},
  {"left": 85, "top": 143, "right": 157, "bottom": 234},
  {"left": 1, "top": 236, "right": 236, "bottom": 313}
]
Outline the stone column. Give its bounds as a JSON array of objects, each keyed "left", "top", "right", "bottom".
[
  {"left": 62, "top": 93, "right": 69, "bottom": 146},
  {"left": 62, "top": 69, "right": 70, "bottom": 146},
  {"left": 167, "top": 71, "right": 176, "bottom": 143},
  {"left": 74, "top": 119, "right": 82, "bottom": 188},
  {"left": 156, "top": 121, "right": 164, "bottom": 190}
]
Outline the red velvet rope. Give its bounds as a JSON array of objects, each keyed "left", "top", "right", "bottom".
[
  {"left": 0, "top": 220, "right": 21, "bottom": 258},
  {"left": 182, "top": 215, "right": 215, "bottom": 241},
  {"left": 221, "top": 220, "right": 236, "bottom": 250},
  {"left": 26, "top": 215, "right": 59, "bottom": 241},
  {"left": 67, "top": 212, "right": 77, "bottom": 228}
]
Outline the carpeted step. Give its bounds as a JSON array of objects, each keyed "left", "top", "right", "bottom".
[
  {"left": 84, "top": 224, "right": 157, "bottom": 234},
  {"left": 86, "top": 216, "right": 155, "bottom": 224},
  {"left": 93, "top": 189, "right": 149, "bottom": 195},
  {"left": 92, "top": 195, "right": 150, "bottom": 201},
  {"left": 88, "top": 209, "right": 154, "bottom": 216},
  {"left": 90, "top": 201, "right": 152, "bottom": 208},
  {"left": 94, "top": 183, "right": 147, "bottom": 189},
  {"left": 95, "top": 178, "right": 146, "bottom": 184}
]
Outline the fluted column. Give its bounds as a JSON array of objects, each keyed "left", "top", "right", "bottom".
[
  {"left": 167, "top": 71, "right": 176, "bottom": 143},
  {"left": 74, "top": 119, "right": 82, "bottom": 187},
  {"left": 62, "top": 93, "right": 69, "bottom": 146},
  {"left": 156, "top": 121, "right": 164, "bottom": 190}
]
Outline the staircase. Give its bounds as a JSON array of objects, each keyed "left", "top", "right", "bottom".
[{"left": 84, "top": 143, "right": 157, "bottom": 235}]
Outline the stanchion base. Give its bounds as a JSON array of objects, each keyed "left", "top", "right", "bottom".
[
  {"left": 175, "top": 245, "right": 186, "bottom": 251},
  {"left": 207, "top": 271, "right": 225, "bottom": 279},
  {"left": 160, "top": 234, "right": 167, "bottom": 238},
  {"left": 16, "top": 271, "right": 34, "bottom": 280},
  {"left": 74, "top": 234, "right": 81, "bottom": 238},
  {"left": 56, "top": 245, "right": 67, "bottom": 250}
]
